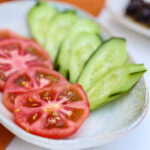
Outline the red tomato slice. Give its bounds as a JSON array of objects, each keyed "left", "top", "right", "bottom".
[
  {"left": 0, "top": 39, "right": 52, "bottom": 90},
  {"left": 3, "top": 67, "right": 67, "bottom": 112},
  {"left": 0, "top": 29, "right": 27, "bottom": 41},
  {"left": 14, "top": 84, "right": 90, "bottom": 139}
]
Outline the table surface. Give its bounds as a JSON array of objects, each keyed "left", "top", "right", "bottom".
[{"left": 6, "top": 7, "right": 150, "bottom": 150}]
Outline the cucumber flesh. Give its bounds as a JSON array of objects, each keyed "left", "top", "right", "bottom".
[
  {"left": 69, "top": 32, "right": 102, "bottom": 83},
  {"left": 111, "top": 64, "right": 146, "bottom": 94},
  {"left": 78, "top": 38, "right": 127, "bottom": 91},
  {"left": 56, "top": 18, "right": 100, "bottom": 77},
  {"left": 44, "top": 11, "right": 78, "bottom": 62},
  {"left": 88, "top": 64, "right": 146, "bottom": 110},
  {"left": 28, "top": 1, "right": 56, "bottom": 46}
]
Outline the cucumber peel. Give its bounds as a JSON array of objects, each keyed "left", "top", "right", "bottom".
[
  {"left": 78, "top": 37, "right": 127, "bottom": 91},
  {"left": 69, "top": 32, "right": 102, "bottom": 83},
  {"left": 56, "top": 18, "right": 101, "bottom": 78},
  {"left": 88, "top": 64, "right": 146, "bottom": 111},
  {"left": 28, "top": 1, "right": 57, "bottom": 46},
  {"left": 45, "top": 11, "right": 78, "bottom": 62}
]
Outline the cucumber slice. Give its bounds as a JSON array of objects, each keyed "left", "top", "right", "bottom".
[
  {"left": 45, "top": 11, "right": 78, "bottom": 62},
  {"left": 88, "top": 64, "right": 146, "bottom": 110},
  {"left": 78, "top": 38, "right": 127, "bottom": 91},
  {"left": 28, "top": 1, "right": 57, "bottom": 46},
  {"left": 69, "top": 32, "right": 102, "bottom": 83},
  {"left": 56, "top": 18, "right": 100, "bottom": 78}
]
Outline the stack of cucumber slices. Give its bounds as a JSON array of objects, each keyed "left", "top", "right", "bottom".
[{"left": 28, "top": 1, "right": 146, "bottom": 111}]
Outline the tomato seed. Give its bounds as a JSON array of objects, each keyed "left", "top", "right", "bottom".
[
  {"left": 32, "top": 103, "right": 39, "bottom": 107},
  {"left": 68, "top": 91, "right": 72, "bottom": 95},
  {"left": 42, "top": 96, "right": 51, "bottom": 101},
  {"left": 14, "top": 108, "right": 20, "bottom": 112},
  {"left": 55, "top": 117, "right": 61, "bottom": 120},
  {"left": 59, "top": 95, "right": 62, "bottom": 98},
  {"left": 15, "top": 75, "right": 31, "bottom": 87},
  {"left": 45, "top": 108, "right": 53, "bottom": 113},
  {"left": 43, "top": 91, "right": 49, "bottom": 97},
  {"left": 28, "top": 97, "right": 33, "bottom": 103},
  {"left": 21, "top": 81, "right": 29, "bottom": 87},
  {"left": 52, "top": 112, "right": 58, "bottom": 116},
  {"left": 41, "top": 91, "right": 51, "bottom": 101},
  {"left": 32, "top": 113, "right": 38, "bottom": 120}
]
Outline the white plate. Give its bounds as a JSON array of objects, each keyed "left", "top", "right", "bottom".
[
  {"left": 0, "top": 1, "right": 149, "bottom": 150},
  {"left": 106, "top": 0, "right": 150, "bottom": 37}
]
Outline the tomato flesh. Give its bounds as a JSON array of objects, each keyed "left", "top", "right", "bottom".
[
  {"left": 3, "top": 67, "right": 68, "bottom": 112},
  {"left": 0, "top": 39, "right": 52, "bottom": 90},
  {"left": 14, "top": 84, "right": 90, "bottom": 139}
]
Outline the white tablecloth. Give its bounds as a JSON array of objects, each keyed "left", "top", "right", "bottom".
[{"left": 6, "top": 8, "right": 150, "bottom": 150}]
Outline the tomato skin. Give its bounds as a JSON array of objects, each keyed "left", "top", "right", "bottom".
[
  {"left": 3, "top": 67, "right": 68, "bottom": 112},
  {"left": 14, "top": 84, "right": 90, "bottom": 139},
  {"left": 0, "top": 39, "right": 53, "bottom": 91},
  {"left": 0, "top": 29, "right": 28, "bottom": 41}
]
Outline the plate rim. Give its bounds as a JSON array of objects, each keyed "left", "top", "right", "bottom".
[{"left": 0, "top": 0, "right": 149, "bottom": 149}]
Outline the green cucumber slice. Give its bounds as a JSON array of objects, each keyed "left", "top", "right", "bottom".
[
  {"left": 69, "top": 32, "right": 102, "bottom": 83},
  {"left": 78, "top": 38, "right": 127, "bottom": 91},
  {"left": 88, "top": 64, "right": 146, "bottom": 110},
  {"left": 56, "top": 18, "right": 100, "bottom": 78},
  {"left": 44, "top": 11, "right": 78, "bottom": 62},
  {"left": 110, "top": 64, "right": 146, "bottom": 94},
  {"left": 28, "top": 1, "right": 57, "bottom": 46}
]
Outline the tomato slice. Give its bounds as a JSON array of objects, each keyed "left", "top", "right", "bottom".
[
  {"left": 0, "top": 39, "right": 52, "bottom": 90},
  {"left": 14, "top": 84, "right": 90, "bottom": 139},
  {"left": 0, "top": 29, "right": 27, "bottom": 41},
  {"left": 3, "top": 67, "right": 67, "bottom": 111}
]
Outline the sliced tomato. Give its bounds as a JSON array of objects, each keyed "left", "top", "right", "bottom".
[
  {"left": 0, "top": 39, "right": 52, "bottom": 90},
  {"left": 0, "top": 29, "right": 27, "bottom": 41},
  {"left": 14, "top": 84, "right": 90, "bottom": 139},
  {"left": 3, "top": 67, "right": 67, "bottom": 112}
]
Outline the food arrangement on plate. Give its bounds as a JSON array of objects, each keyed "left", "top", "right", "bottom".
[{"left": 0, "top": 0, "right": 147, "bottom": 141}]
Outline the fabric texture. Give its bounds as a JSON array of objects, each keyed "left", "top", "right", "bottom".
[{"left": 54, "top": 0, "right": 105, "bottom": 16}]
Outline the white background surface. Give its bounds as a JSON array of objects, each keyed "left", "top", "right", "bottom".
[{"left": 6, "top": 7, "right": 150, "bottom": 150}]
